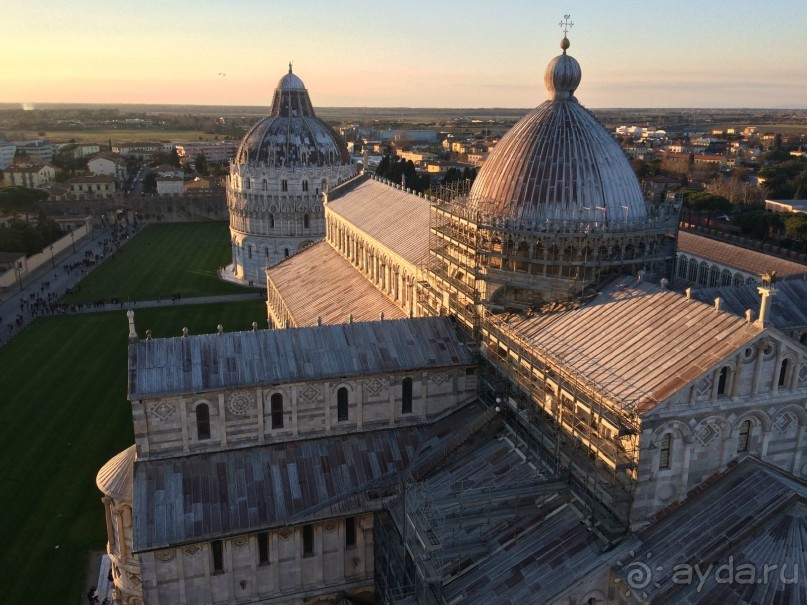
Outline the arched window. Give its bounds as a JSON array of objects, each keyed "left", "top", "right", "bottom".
[
  {"left": 716, "top": 367, "right": 728, "bottom": 395},
  {"left": 659, "top": 433, "right": 672, "bottom": 469},
  {"left": 303, "top": 213, "right": 310, "bottom": 229},
  {"left": 737, "top": 419, "right": 751, "bottom": 453},
  {"left": 402, "top": 378, "right": 413, "bottom": 414},
  {"left": 302, "top": 180, "right": 309, "bottom": 192},
  {"left": 778, "top": 359, "right": 789, "bottom": 387},
  {"left": 269, "top": 213, "right": 275, "bottom": 229},
  {"left": 262, "top": 178, "right": 268, "bottom": 191},
  {"left": 281, "top": 180, "right": 288, "bottom": 192},
  {"left": 248, "top": 245, "right": 252, "bottom": 260},
  {"left": 271, "top": 394, "right": 284, "bottom": 429},
  {"left": 245, "top": 179, "right": 251, "bottom": 190},
  {"left": 196, "top": 403, "right": 211, "bottom": 440},
  {"left": 284, "top": 248, "right": 289, "bottom": 258},
  {"left": 337, "top": 387, "right": 348, "bottom": 422}
]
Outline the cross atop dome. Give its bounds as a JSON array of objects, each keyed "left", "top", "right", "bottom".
[{"left": 559, "top": 14, "right": 573, "bottom": 54}]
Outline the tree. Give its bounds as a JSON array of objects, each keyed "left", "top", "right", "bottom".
[
  {"left": 195, "top": 153, "right": 208, "bottom": 175},
  {"left": 687, "top": 192, "right": 733, "bottom": 222},
  {"left": 784, "top": 213, "right": 807, "bottom": 249},
  {"left": 733, "top": 209, "right": 783, "bottom": 241},
  {"left": 142, "top": 172, "right": 157, "bottom": 194}
]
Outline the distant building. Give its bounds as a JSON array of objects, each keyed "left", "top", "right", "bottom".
[
  {"left": 4, "top": 163, "right": 56, "bottom": 188},
  {"left": 175, "top": 141, "right": 239, "bottom": 163},
  {"left": 0, "top": 140, "right": 16, "bottom": 169},
  {"left": 88, "top": 153, "right": 128, "bottom": 184},
  {"left": 12, "top": 140, "right": 54, "bottom": 163},
  {"left": 65, "top": 175, "right": 117, "bottom": 200},
  {"left": 151, "top": 164, "right": 183, "bottom": 178},
  {"left": 378, "top": 129, "right": 437, "bottom": 143},
  {"left": 58, "top": 142, "right": 101, "bottom": 159},
  {"left": 111, "top": 142, "right": 162, "bottom": 159},
  {"left": 395, "top": 150, "right": 436, "bottom": 165},
  {"left": 156, "top": 176, "right": 184, "bottom": 196},
  {"left": 765, "top": 199, "right": 807, "bottom": 214}
]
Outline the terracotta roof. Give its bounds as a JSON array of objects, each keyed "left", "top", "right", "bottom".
[
  {"left": 326, "top": 176, "right": 431, "bottom": 266},
  {"left": 128, "top": 315, "right": 469, "bottom": 399},
  {"left": 67, "top": 174, "right": 115, "bottom": 184},
  {"left": 96, "top": 445, "right": 136, "bottom": 501},
  {"left": 677, "top": 231, "right": 807, "bottom": 279},
  {"left": 508, "top": 277, "right": 762, "bottom": 411},
  {"left": 267, "top": 240, "right": 406, "bottom": 327},
  {"left": 6, "top": 163, "right": 52, "bottom": 173}
]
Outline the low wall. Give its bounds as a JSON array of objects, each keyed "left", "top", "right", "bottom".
[
  {"left": 40, "top": 193, "right": 227, "bottom": 223},
  {"left": 0, "top": 218, "right": 92, "bottom": 289}
]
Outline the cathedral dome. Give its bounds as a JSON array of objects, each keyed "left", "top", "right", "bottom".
[
  {"left": 467, "top": 39, "right": 646, "bottom": 226},
  {"left": 235, "top": 65, "right": 349, "bottom": 166}
]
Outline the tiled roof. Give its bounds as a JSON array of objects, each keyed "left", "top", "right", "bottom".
[
  {"left": 677, "top": 231, "right": 807, "bottom": 279},
  {"left": 128, "top": 316, "right": 471, "bottom": 399},
  {"left": 133, "top": 426, "right": 425, "bottom": 552},
  {"left": 326, "top": 176, "right": 431, "bottom": 266},
  {"left": 267, "top": 241, "right": 406, "bottom": 327},
  {"left": 67, "top": 175, "right": 115, "bottom": 183},
  {"left": 693, "top": 279, "right": 807, "bottom": 331},
  {"left": 508, "top": 277, "right": 762, "bottom": 411},
  {"left": 615, "top": 459, "right": 807, "bottom": 604}
]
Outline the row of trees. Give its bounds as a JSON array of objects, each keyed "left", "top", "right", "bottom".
[
  {"left": 375, "top": 156, "right": 431, "bottom": 193},
  {"left": 0, "top": 187, "right": 63, "bottom": 255}
]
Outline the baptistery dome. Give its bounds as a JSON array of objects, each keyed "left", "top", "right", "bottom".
[
  {"left": 235, "top": 66, "right": 350, "bottom": 167},
  {"left": 227, "top": 65, "right": 358, "bottom": 283},
  {"left": 468, "top": 38, "right": 646, "bottom": 226}
]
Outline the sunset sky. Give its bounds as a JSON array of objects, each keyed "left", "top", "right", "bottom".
[{"left": 5, "top": 0, "right": 807, "bottom": 108}]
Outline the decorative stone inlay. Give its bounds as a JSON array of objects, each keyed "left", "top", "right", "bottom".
[
  {"left": 431, "top": 372, "right": 449, "bottom": 385},
  {"left": 156, "top": 550, "right": 176, "bottom": 562},
  {"left": 695, "top": 422, "right": 719, "bottom": 447},
  {"left": 799, "top": 363, "right": 807, "bottom": 386},
  {"left": 695, "top": 376, "right": 713, "bottom": 399},
  {"left": 774, "top": 412, "right": 796, "bottom": 434},
  {"left": 324, "top": 522, "right": 337, "bottom": 532},
  {"left": 301, "top": 385, "right": 320, "bottom": 402},
  {"left": 278, "top": 528, "right": 293, "bottom": 540},
  {"left": 227, "top": 391, "right": 255, "bottom": 416},
  {"left": 127, "top": 572, "right": 142, "bottom": 587},
  {"left": 153, "top": 401, "right": 176, "bottom": 421},
  {"left": 183, "top": 545, "right": 201, "bottom": 557},
  {"left": 367, "top": 377, "right": 385, "bottom": 396},
  {"left": 232, "top": 536, "right": 248, "bottom": 548}
]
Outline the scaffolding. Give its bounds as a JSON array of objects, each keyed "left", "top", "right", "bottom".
[{"left": 414, "top": 196, "right": 662, "bottom": 535}]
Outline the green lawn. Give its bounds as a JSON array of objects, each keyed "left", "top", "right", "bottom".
[
  {"left": 0, "top": 301, "right": 267, "bottom": 605},
  {"left": 62, "top": 222, "right": 259, "bottom": 304}
]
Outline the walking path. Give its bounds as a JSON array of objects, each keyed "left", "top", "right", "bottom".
[{"left": 0, "top": 223, "right": 263, "bottom": 348}]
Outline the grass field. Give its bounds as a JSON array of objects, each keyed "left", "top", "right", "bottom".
[
  {"left": 62, "top": 222, "right": 259, "bottom": 304},
  {"left": 0, "top": 300, "right": 268, "bottom": 605}
]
